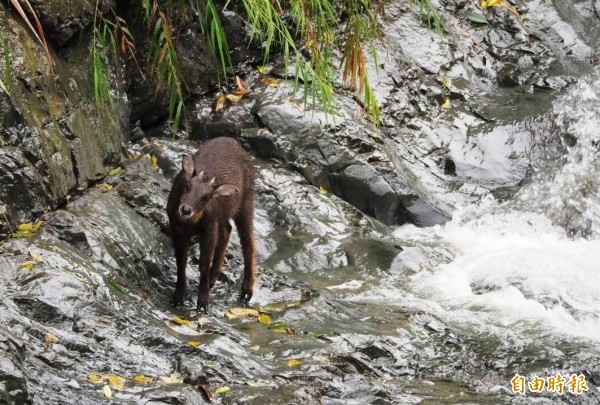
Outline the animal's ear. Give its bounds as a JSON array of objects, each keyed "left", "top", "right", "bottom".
[
  {"left": 182, "top": 155, "right": 194, "bottom": 178},
  {"left": 213, "top": 184, "right": 240, "bottom": 198}
]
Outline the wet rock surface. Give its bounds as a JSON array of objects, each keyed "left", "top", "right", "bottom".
[{"left": 0, "top": 3, "right": 126, "bottom": 232}]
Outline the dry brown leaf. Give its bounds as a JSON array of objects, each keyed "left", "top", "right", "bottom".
[
  {"left": 236, "top": 75, "right": 247, "bottom": 91},
  {"left": 213, "top": 94, "right": 227, "bottom": 112},
  {"left": 260, "top": 77, "right": 279, "bottom": 87}
]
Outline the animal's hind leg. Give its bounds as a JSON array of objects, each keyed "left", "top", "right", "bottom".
[
  {"left": 235, "top": 213, "right": 256, "bottom": 302},
  {"left": 197, "top": 224, "right": 217, "bottom": 313},
  {"left": 209, "top": 222, "right": 232, "bottom": 288}
]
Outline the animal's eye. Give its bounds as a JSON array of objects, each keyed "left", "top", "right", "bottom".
[{"left": 185, "top": 183, "right": 191, "bottom": 192}]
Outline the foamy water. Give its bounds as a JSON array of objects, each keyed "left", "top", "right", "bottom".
[
  {"left": 354, "top": 69, "right": 600, "bottom": 343},
  {"left": 395, "top": 208, "right": 600, "bottom": 341}
]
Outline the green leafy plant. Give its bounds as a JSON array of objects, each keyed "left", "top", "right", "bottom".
[
  {"left": 0, "top": 77, "right": 8, "bottom": 95},
  {"left": 240, "top": 0, "right": 384, "bottom": 120},
  {"left": 142, "top": 0, "right": 187, "bottom": 131},
  {"left": 91, "top": 1, "right": 137, "bottom": 106},
  {"left": 410, "top": 0, "right": 443, "bottom": 36},
  {"left": 195, "top": 0, "right": 233, "bottom": 79}
]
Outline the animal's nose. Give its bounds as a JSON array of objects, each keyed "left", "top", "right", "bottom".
[{"left": 179, "top": 205, "right": 192, "bottom": 216}]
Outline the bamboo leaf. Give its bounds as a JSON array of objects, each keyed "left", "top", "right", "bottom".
[
  {"left": 465, "top": 12, "right": 488, "bottom": 24},
  {"left": 0, "top": 78, "right": 9, "bottom": 95}
]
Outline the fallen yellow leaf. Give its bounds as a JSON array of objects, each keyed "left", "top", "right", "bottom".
[
  {"left": 257, "top": 65, "right": 266, "bottom": 74},
  {"left": 150, "top": 154, "right": 158, "bottom": 172},
  {"left": 96, "top": 183, "right": 113, "bottom": 192},
  {"left": 13, "top": 221, "right": 43, "bottom": 238},
  {"left": 260, "top": 77, "right": 279, "bottom": 87},
  {"left": 29, "top": 249, "right": 44, "bottom": 263},
  {"left": 88, "top": 372, "right": 104, "bottom": 384},
  {"left": 170, "top": 316, "right": 191, "bottom": 327},
  {"left": 257, "top": 313, "right": 272, "bottom": 325},
  {"left": 287, "top": 358, "right": 302, "bottom": 367},
  {"left": 225, "top": 307, "right": 260, "bottom": 319},
  {"left": 236, "top": 75, "right": 247, "bottom": 91},
  {"left": 249, "top": 345, "right": 260, "bottom": 351},
  {"left": 188, "top": 341, "right": 201, "bottom": 348},
  {"left": 134, "top": 375, "right": 155, "bottom": 384},
  {"left": 319, "top": 186, "right": 327, "bottom": 194},
  {"left": 107, "top": 375, "right": 126, "bottom": 390},
  {"left": 480, "top": 0, "right": 506, "bottom": 9},
  {"left": 441, "top": 98, "right": 451, "bottom": 109},
  {"left": 17, "top": 223, "right": 34, "bottom": 231},
  {"left": 213, "top": 94, "right": 227, "bottom": 112},
  {"left": 225, "top": 93, "right": 243, "bottom": 103},
  {"left": 159, "top": 375, "right": 185, "bottom": 384},
  {"left": 215, "top": 386, "right": 231, "bottom": 395},
  {"left": 20, "top": 261, "right": 35, "bottom": 270},
  {"left": 103, "top": 385, "right": 112, "bottom": 399},
  {"left": 43, "top": 331, "right": 59, "bottom": 344}
]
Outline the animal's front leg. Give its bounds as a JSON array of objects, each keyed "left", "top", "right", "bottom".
[
  {"left": 172, "top": 231, "right": 190, "bottom": 306},
  {"left": 197, "top": 226, "right": 217, "bottom": 313}
]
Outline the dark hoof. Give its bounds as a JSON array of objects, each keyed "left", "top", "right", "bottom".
[
  {"left": 196, "top": 297, "right": 209, "bottom": 313},
  {"left": 172, "top": 289, "right": 186, "bottom": 307},
  {"left": 239, "top": 291, "right": 253, "bottom": 303}
]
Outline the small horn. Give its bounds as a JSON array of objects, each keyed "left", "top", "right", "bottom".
[
  {"left": 209, "top": 177, "right": 215, "bottom": 186},
  {"left": 198, "top": 170, "right": 204, "bottom": 179}
]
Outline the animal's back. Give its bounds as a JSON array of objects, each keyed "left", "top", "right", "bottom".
[{"left": 193, "top": 137, "right": 254, "bottom": 193}]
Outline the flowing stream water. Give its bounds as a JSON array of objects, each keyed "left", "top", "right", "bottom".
[{"left": 345, "top": 68, "right": 600, "bottom": 403}]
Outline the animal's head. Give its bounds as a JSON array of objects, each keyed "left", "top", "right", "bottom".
[{"left": 177, "top": 154, "right": 239, "bottom": 224}]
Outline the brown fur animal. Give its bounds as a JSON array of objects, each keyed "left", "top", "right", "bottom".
[{"left": 166, "top": 137, "right": 256, "bottom": 312}]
